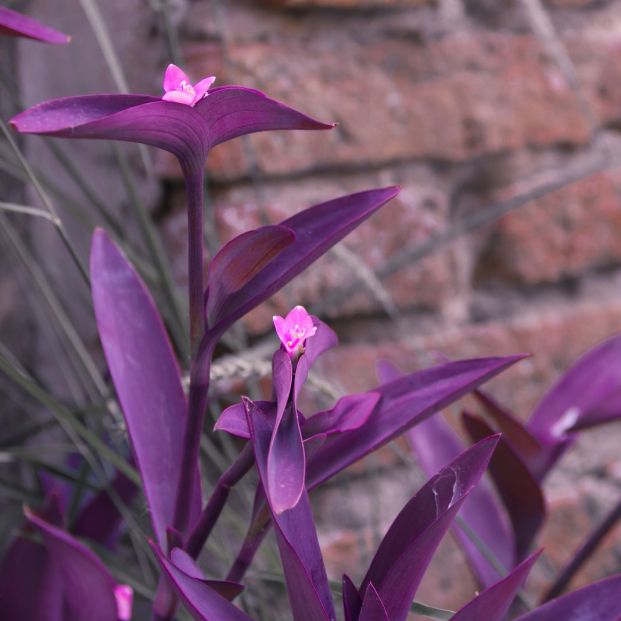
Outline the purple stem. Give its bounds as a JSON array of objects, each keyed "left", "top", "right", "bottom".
[
  {"left": 226, "top": 513, "right": 272, "bottom": 582},
  {"left": 184, "top": 169, "right": 206, "bottom": 357},
  {"left": 186, "top": 443, "right": 255, "bottom": 558},
  {"left": 542, "top": 494, "right": 621, "bottom": 602}
]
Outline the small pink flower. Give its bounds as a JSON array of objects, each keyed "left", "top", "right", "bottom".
[
  {"left": 161, "top": 63, "right": 215, "bottom": 107},
  {"left": 273, "top": 305, "right": 317, "bottom": 358},
  {"left": 114, "top": 584, "right": 133, "bottom": 621}
]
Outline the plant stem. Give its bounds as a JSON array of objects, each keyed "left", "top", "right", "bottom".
[
  {"left": 184, "top": 170, "right": 206, "bottom": 358},
  {"left": 226, "top": 513, "right": 271, "bottom": 583},
  {"left": 542, "top": 494, "right": 621, "bottom": 602},
  {"left": 186, "top": 443, "right": 255, "bottom": 558}
]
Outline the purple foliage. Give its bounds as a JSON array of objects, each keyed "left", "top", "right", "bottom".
[{"left": 5, "top": 57, "right": 621, "bottom": 621}]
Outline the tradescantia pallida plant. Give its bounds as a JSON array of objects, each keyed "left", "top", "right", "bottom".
[{"left": 4, "top": 7, "right": 621, "bottom": 621}]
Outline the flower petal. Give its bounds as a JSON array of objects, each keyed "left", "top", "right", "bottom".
[
  {"left": 0, "top": 6, "right": 69, "bottom": 44},
  {"left": 192, "top": 77, "right": 217, "bottom": 103},
  {"left": 90, "top": 229, "right": 200, "bottom": 548},
  {"left": 163, "top": 63, "right": 191, "bottom": 92}
]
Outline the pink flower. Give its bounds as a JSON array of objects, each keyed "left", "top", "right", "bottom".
[
  {"left": 161, "top": 63, "right": 215, "bottom": 107},
  {"left": 114, "top": 584, "right": 134, "bottom": 621},
  {"left": 273, "top": 305, "right": 317, "bottom": 358}
]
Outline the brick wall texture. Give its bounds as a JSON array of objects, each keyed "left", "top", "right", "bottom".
[{"left": 18, "top": 0, "right": 621, "bottom": 614}]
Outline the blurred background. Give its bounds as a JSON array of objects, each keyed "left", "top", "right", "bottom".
[{"left": 3, "top": 0, "right": 621, "bottom": 616}]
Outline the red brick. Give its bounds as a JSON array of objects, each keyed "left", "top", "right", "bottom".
[
  {"left": 474, "top": 169, "right": 621, "bottom": 286},
  {"left": 156, "top": 25, "right": 592, "bottom": 181}
]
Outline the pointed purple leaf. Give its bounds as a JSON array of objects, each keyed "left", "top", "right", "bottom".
[
  {"left": 194, "top": 85, "right": 334, "bottom": 149},
  {"left": 170, "top": 549, "right": 244, "bottom": 600},
  {"left": 215, "top": 401, "right": 253, "bottom": 439},
  {"left": 515, "top": 574, "right": 621, "bottom": 621},
  {"left": 266, "top": 350, "right": 305, "bottom": 513},
  {"left": 527, "top": 335, "right": 621, "bottom": 475},
  {"left": 206, "top": 225, "right": 295, "bottom": 325},
  {"left": 0, "top": 528, "right": 62, "bottom": 621},
  {"left": 152, "top": 545, "right": 254, "bottom": 621},
  {"left": 360, "top": 436, "right": 499, "bottom": 621},
  {"left": 245, "top": 398, "right": 334, "bottom": 621},
  {"left": 204, "top": 187, "right": 400, "bottom": 338},
  {"left": 25, "top": 510, "right": 118, "bottom": 621},
  {"left": 408, "top": 414, "right": 514, "bottom": 587},
  {"left": 474, "top": 388, "right": 546, "bottom": 470},
  {"left": 463, "top": 412, "right": 545, "bottom": 560},
  {"left": 302, "top": 392, "right": 381, "bottom": 439},
  {"left": 358, "top": 583, "right": 389, "bottom": 621},
  {"left": 306, "top": 355, "right": 526, "bottom": 489},
  {"left": 73, "top": 467, "right": 137, "bottom": 548},
  {"left": 90, "top": 229, "right": 199, "bottom": 548},
  {"left": 11, "top": 88, "right": 331, "bottom": 175},
  {"left": 0, "top": 6, "right": 69, "bottom": 43},
  {"left": 451, "top": 551, "right": 541, "bottom": 621},
  {"left": 342, "top": 575, "right": 362, "bottom": 621}
]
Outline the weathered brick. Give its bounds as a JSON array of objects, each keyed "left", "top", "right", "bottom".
[
  {"left": 474, "top": 169, "right": 621, "bottom": 286},
  {"left": 156, "top": 18, "right": 592, "bottom": 181}
]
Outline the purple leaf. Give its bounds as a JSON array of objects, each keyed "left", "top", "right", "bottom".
[
  {"left": 90, "top": 229, "right": 199, "bottom": 549},
  {"left": 463, "top": 412, "right": 545, "bottom": 560},
  {"left": 206, "top": 225, "right": 295, "bottom": 326},
  {"left": 342, "top": 575, "right": 362, "bottom": 621},
  {"left": 358, "top": 583, "right": 389, "bottom": 621},
  {"left": 25, "top": 510, "right": 118, "bottom": 621},
  {"left": 306, "top": 355, "right": 526, "bottom": 489},
  {"left": 302, "top": 392, "right": 381, "bottom": 439},
  {"left": 0, "top": 6, "right": 69, "bottom": 43},
  {"left": 0, "top": 498, "right": 65, "bottom": 621},
  {"left": 527, "top": 335, "right": 621, "bottom": 475},
  {"left": 152, "top": 545, "right": 254, "bottom": 621},
  {"left": 170, "top": 549, "right": 244, "bottom": 600},
  {"left": 359, "top": 436, "right": 500, "bottom": 621},
  {"left": 73, "top": 468, "right": 137, "bottom": 548},
  {"left": 474, "top": 388, "right": 546, "bottom": 471},
  {"left": 515, "top": 574, "right": 621, "bottom": 621},
  {"left": 203, "top": 187, "right": 400, "bottom": 339},
  {"left": 11, "top": 88, "right": 331, "bottom": 175},
  {"left": 450, "top": 551, "right": 541, "bottom": 621},
  {"left": 245, "top": 398, "right": 335, "bottom": 621},
  {"left": 214, "top": 401, "right": 254, "bottom": 439},
  {"left": 408, "top": 413, "right": 514, "bottom": 587}
]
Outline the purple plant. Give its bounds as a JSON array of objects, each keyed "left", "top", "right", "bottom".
[{"left": 4, "top": 43, "right": 621, "bottom": 621}]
